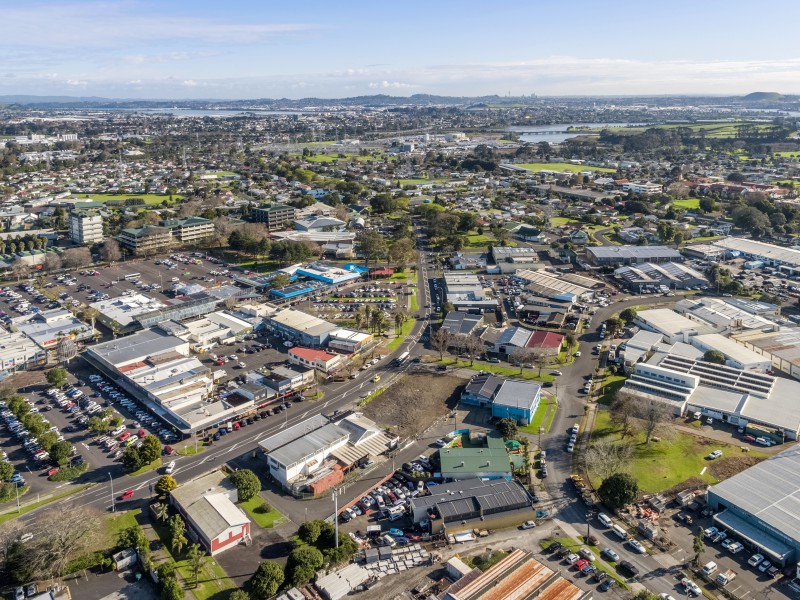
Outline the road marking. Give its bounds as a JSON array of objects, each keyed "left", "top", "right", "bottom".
[
  {"left": 322, "top": 400, "right": 329, "bottom": 408},
  {"left": 301, "top": 411, "right": 308, "bottom": 418}
]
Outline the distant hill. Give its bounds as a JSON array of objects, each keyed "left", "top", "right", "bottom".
[{"left": 742, "top": 92, "right": 784, "bottom": 102}]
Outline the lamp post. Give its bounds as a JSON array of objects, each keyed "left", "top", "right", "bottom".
[
  {"left": 586, "top": 510, "right": 596, "bottom": 542},
  {"left": 331, "top": 489, "right": 339, "bottom": 548},
  {"left": 109, "top": 472, "right": 115, "bottom": 513}
]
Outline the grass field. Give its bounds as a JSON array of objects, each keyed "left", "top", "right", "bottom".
[
  {"left": 240, "top": 496, "right": 286, "bottom": 528},
  {"left": 517, "top": 162, "right": 615, "bottom": 173},
  {"left": 584, "top": 121, "right": 782, "bottom": 139},
  {"left": 598, "top": 375, "right": 626, "bottom": 405},
  {"left": 128, "top": 458, "right": 162, "bottom": 477},
  {"left": 672, "top": 198, "right": 701, "bottom": 210},
  {"left": 106, "top": 508, "right": 142, "bottom": 540},
  {"left": 590, "top": 411, "right": 766, "bottom": 493},
  {"left": 387, "top": 318, "right": 414, "bottom": 351},
  {"left": 520, "top": 396, "right": 557, "bottom": 434},
  {"left": 75, "top": 193, "right": 183, "bottom": 205},
  {"left": 466, "top": 233, "right": 495, "bottom": 247},
  {"left": 0, "top": 484, "right": 90, "bottom": 525}
]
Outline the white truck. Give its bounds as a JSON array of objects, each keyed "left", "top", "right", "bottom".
[{"left": 715, "top": 569, "right": 737, "bottom": 586}]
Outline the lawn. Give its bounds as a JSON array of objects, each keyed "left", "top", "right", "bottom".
[
  {"left": 590, "top": 411, "right": 767, "bottom": 493},
  {"left": 519, "top": 396, "right": 556, "bottom": 434},
  {"left": 178, "top": 443, "right": 207, "bottom": 456},
  {"left": 240, "top": 496, "right": 286, "bottom": 528},
  {"left": 672, "top": 198, "right": 701, "bottom": 210},
  {"left": 550, "top": 217, "right": 581, "bottom": 227},
  {"left": 598, "top": 375, "right": 626, "bottom": 406},
  {"left": 106, "top": 508, "right": 142, "bottom": 540},
  {"left": 541, "top": 537, "right": 629, "bottom": 588},
  {"left": 436, "top": 358, "right": 555, "bottom": 382},
  {"left": 387, "top": 317, "right": 415, "bottom": 352},
  {"left": 517, "top": 162, "right": 616, "bottom": 173},
  {"left": 466, "top": 233, "right": 495, "bottom": 248},
  {"left": 127, "top": 458, "right": 162, "bottom": 477},
  {"left": 74, "top": 193, "right": 183, "bottom": 205},
  {"left": 409, "top": 290, "right": 419, "bottom": 312}
]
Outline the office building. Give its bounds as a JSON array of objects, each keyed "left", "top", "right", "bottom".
[{"left": 68, "top": 211, "right": 104, "bottom": 245}]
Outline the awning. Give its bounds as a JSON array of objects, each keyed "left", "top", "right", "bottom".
[{"left": 714, "top": 510, "right": 793, "bottom": 564}]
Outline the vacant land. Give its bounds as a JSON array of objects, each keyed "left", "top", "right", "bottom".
[
  {"left": 672, "top": 198, "right": 701, "bottom": 210},
  {"left": 517, "top": 162, "right": 615, "bottom": 173},
  {"left": 75, "top": 193, "right": 183, "bottom": 205},
  {"left": 590, "top": 410, "right": 766, "bottom": 493},
  {"left": 362, "top": 373, "right": 463, "bottom": 438}
]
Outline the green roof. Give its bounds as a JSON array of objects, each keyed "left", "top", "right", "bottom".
[{"left": 438, "top": 432, "right": 512, "bottom": 477}]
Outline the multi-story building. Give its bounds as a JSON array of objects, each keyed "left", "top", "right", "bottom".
[
  {"left": 68, "top": 211, "right": 104, "bottom": 245},
  {"left": 251, "top": 203, "right": 296, "bottom": 230},
  {"left": 161, "top": 216, "right": 215, "bottom": 244},
  {"left": 621, "top": 181, "right": 663, "bottom": 194},
  {"left": 117, "top": 225, "right": 173, "bottom": 256}
]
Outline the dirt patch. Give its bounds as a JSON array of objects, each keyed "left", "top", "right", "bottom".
[
  {"left": 708, "top": 454, "right": 764, "bottom": 481},
  {"left": 362, "top": 374, "right": 463, "bottom": 439},
  {"left": 663, "top": 476, "right": 708, "bottom": 497}
]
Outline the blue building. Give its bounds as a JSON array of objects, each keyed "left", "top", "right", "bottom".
[{"left": 461, "top": 374, "right": 542, "bottom": 425}]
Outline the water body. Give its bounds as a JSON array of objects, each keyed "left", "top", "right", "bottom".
[{"left": 507, "top": 122, "right": 650, "bottom": 143}]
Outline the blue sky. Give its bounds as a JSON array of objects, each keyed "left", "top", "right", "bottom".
[{"left": 3, "top": 0, "right": 800, "bottom": 99}]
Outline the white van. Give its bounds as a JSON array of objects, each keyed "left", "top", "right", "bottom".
[
  {"left": 612, "top": 524, "right": 629, "bottom": 540},
  {"left": 702, "top": 561, "right": 718, "bottom": 575}
]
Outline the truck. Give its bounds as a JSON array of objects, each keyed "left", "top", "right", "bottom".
[{"left": 715, "top": 569, "right": 737, "bottom": 586}]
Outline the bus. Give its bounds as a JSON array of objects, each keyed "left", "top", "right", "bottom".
[
  {"left": 393, "top": 351, "right": 410, "bottom": 366},
  {"left": 124, "top": 273, "right": 141, "bottom": 280}
]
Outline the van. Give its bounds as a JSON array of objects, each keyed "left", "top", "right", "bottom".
[
  {"left": 702, "top": 561, "right": 718, "bottom": 576},
  {"left": 389, "top": 512, "right": 404, "bottom": 522},
  {"left": 611, "top": 524, "right": 628, "bottom": 540}
]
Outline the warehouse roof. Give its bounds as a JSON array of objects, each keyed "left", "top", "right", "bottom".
[
  {"left": 88, "top": 328, "right": 184, "bottom": 366},
  {"left": 732, "top": 329, "right": 800, "bottom": 370},
  {"left": 693, "top": 334, "right": 772, "bottom": 366},
  {"left": 588, "top": 245, "right": 683, "bottom": 261},
  {"left": 442, "top": 311, "right": 483, "bottom": 336},
  {"left": 411, "top": 479, "right": 530, "bottom": 516},
  {"left": 269, "top": 309, "right": 337, "bottom": 337},
  {"left": 713, "top": 237, "right": 800, "bottom": 267},
  {"left": 635, "top": 308, "right": 711, "bottom": 336},
  {"left": 515, "top": 268, "right": 593, "bottom": 299},
  {"left": 709, "top": 445, "right": 800, "bottom": 552}
]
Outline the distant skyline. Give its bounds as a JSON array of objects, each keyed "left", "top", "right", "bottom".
[{"left": 4, "top": 0, "right": 800, "bottom": 99}]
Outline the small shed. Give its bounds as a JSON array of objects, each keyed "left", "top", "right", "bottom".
[
  {"left": 636, "top": 520, "right": 659, "bottom": 540},
  {"left": 112, "top": 548, "right": 138, "bottom": 571},
  {"left": 676, "top": 490, "right": 696, "bottom": 507},
  {"left": 647, "top": 494, "right": 668, "bottom": 513},
  {"left": 445, "top": 557, "right": 474, "bottom": 581},
  {"left": 364, "top": 548, "right": 380, "bottom": 565}
]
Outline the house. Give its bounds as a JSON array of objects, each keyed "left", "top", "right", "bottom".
[
  {"left": 526, "top": 330, "right": 564, "bottom": 357},
  {"left": 568, "top": 229, "right": 589, "bottom": 245},
  {"left": 170, "top": 471, "right": 251, "bottom": 556},
  {"left": 288, "top": 347, "right": 343, "bottom": 374}
]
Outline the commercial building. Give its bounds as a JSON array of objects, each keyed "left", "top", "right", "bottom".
[
  {"left": 288, "top": 347, "right": 343, "bottom": 374},
  {"left": 267, "top": 309, "right": 338, "bottom": 347},
  {"left": 260, "top": 364, "right": 315, "bottom": 395},
  {"left": 690, "top": 333, "right": 773, "bottom": 371},
  {"left": 682, "top": 243, "right": 727, "bottom": 261},
  {"left": 633, "top": 308, "right": 713, "bottom": 344},
  {"left": 443, "top": 272, "right": 497, "bottom": 312},
  {"left": 438, "top": 431, "right": 512, "bottom": 481},
  {"left": 327, "top": 328, "right": 373, "bottom": 354},
  {"left": 13, "top": 309, "right": 95, "bottom": 353},
  {"left": 84, "top": 327, "right": 238, "bottom": 433},
  {"left": 706, "top": 445, "right": 800, "bottom": 567},
  {"left": 0, "top": 330, "right": 46, "bottom": 374},
  {"left": 258, "top": 413, "right": 398, "bottom": 496},
  {"left": 178, "top": 311, "right": 253, "bottom": 351},
  {"left": 293, "top": 263, "right": 362, "bottom": 286},
  {"left": 733, "top": 329, "right": 800, "bottom": 380},
  {"left": 674, "top": 297, "right": 779, "bottom": 332},
  {"left": 441, "top": 311, "right": 484, "bottom": 337},
  {"left": 294, "top": 216, "right": 346, "bottom": 232},
  {"left": 169, "top": 471, "right": 251, "bottom": 556},
  {"left": 514, "top": 268, "right": 595, "bottom": 303},
  {"left": 621, "top": 181, "right": 663, "bottom": 194},
  {"left": 161, "top": 216, "right": 215, "bottom": 244},
  {"left": 713, "top": 237, "right": 800, "bottom": 269},
  {"left": 491, "top": 246, "right": 539, "bottom": 266},
  {"left": 586, "top": 245, "right": 683, "bottom": 266},
  {"left": 526, "top": 330, "right": 564, "bottom": 356},
  {"left": 441, "top": 548, "right": 587, "bottom": 600},
  {"left": 117, "top": 224, "right": 173, "bottom": 256},
  {"left": 461, "top": 373, "right": 542, "bottom": 425},
  {"left": 409, "top": 479, "right": 534, "bottom": 534},
  {"left": 90, "top": 293, "right": 167, "bottom": 335},
  {"left": 68, "top": 210, "right": 104, "bottom": 245},
  {"left": 251, "top": 203, "right": 296, "bottom": 230},
  {"left": 614, "top": 262, "right": 707, "bottom": 291}
]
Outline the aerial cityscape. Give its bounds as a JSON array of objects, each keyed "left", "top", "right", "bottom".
[{"left": 2, "top": 2, "right": 800, "bottom": 600}]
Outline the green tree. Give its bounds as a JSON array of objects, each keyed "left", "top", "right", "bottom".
[
  {"left": 160, "top": 576, "right": 184, "bottom": 600},
  {"left": 186, "top": 543, "right": 207, "bottom": 588},
  {"left": 140, "top": 435, "right": 162, "bottom": 465},
  {"left": 604, "top": 317, "right": 624, "bottom": 336},
  {"left": 169, "top": 514, "right": 188, "bottom": 555},
  {"left": 634, "top": 591, "right": 660, "bottom": 600},
  {"left": 229, "top": 469, "right": 261, "bottom": 502},
  {"left": 122, "top": 446, "right": 143, "bottom": 472},
  {"left": 46, "top": 367, "right": 68, "bottom": 389},
  {"left": 271, "top": 272, "right": 291, "bottom": 289},
  {"left": 249, "top": 560, "right": 284, "bottom": 598},
  {"left": 496, "top": 418, "right": 518, "bottom": 440},
  {"left": 692, "top": 526, "right": 706, "bottom": 567},
  {"left": 88, "top": 415, "right": 108, "bottom": 434},
  {"left": 598, "top": 472, "right": 639, "bottom": 510},
  {"left": 286, "top": 545, "right": 324, "bottom": 587},
  {"left": 703, "top": 350, "right": 726, "bottom": 365},
  {"left": 356, "top": 230, "right": 387, "bottom": 268},
  {"left": 117, "top": 524, "right": 148, "bottom": 553},
  {"left": 698, "top": 197, "right": 716, "bottom": 213},
  {"left": 230, "top": 591, "right": 251, "bottom": 600},
  {"left": 619, "top": 308, "right": 637, "bottom": 324},
  {"left": 152, "top": 502, "right": 169, "bottom": 522},
  {"left": 387, "top": 237, "right": 416, "bottom": 270},
  {"left": 0, "top": 461, "right": 13, "bottom": 481},
  {"left": 298, "top": 520, "right": 324, "bottom": 545},
  {"left": 155, "top": 475, "right": 178, "bottom": 497},
  {"left": 50, "top": 441, "right": 74, "bottom": 466}
]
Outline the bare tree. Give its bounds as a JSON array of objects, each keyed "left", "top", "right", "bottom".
[
  {"left": 633, "top": 398, "right": 673, "bottom": 444},
  {"left": 61, "top": 247, "right": 92, "bottom": 269},
  {"left": 585, "top": 438, "right": 634, "bottom": 481},
  {"left": 463, "top": 335, "right": 485, "bottom": 366},
  {"left": 509, "top": 347, "right": 532, "bottom": 375},
  {"left": 610, "top": 390, "right": 637, "bottom": 438},
  {"left": 429, "top": 327, "right": 451, "bottom": 360},
  {"left": 11, "top": 258, "right": 30, "bottom": 281},
  {"left": 27, "top": 503, "right": 104, "bottom": 579},
  {"left": 42, "top": 252, "right": 62, "bottom": 273},
  {"left": 99, "top": 239, "right": 122, "bottom": 263},
  {"left": 531, "top": 350, "right": 549, "bottom": 377}
]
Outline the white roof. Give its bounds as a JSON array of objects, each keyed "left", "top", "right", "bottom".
[
  {"left": 693, "top": 334, "right": 772, "bottom": 367},
  {"left": 636, "top": 308, "right": 711, "bottom": 336},
  {"left": 714, "top": 237, "right": 800, "bottom": 268}
]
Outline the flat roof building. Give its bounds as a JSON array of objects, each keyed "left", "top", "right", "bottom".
[
  {"left": 674, "top": 297, "right": 779, "bottom": 332},
  {"left": 267, "top": 309, "right": 338, "bottom": 347},
  {"left": 690, "top": 333, "right": 773, "bottom": 372},
  {"left": 713, "top": 237, "right": 800, "bottom": 268},
  {"left": 614, "top": 262, "right": 707, "bottom": 291},
  {"left": 461, "top": 373, "right": 542, "bottom": 425},
  {"left": 732, "top": 329, "right": 800, "bottom": 381},
  {"left": 586, "top": 245, "right": 683, "bottom": 266},
  {"left": 443, "top": 272, "right": 497, "bottom": 311},
  {"left": 90, "top": 293, "right": 166, "bottom": 335},
  {"left": 633, "top": 308, "right": 714, "bottom": 344},
  {"left": 441, "top": 311, "right": 484, "bottom": 337},
  {"left": 514, "top": 268, "right": 594, "bottom": 303},
  {"left": 438, "top": 432, "right": 512, "bottom": 481}
]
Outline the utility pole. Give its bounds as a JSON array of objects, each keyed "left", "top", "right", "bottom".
[
  {"left": 332, "top": 489, "right": 339, "bottom": 548},
  {"left": 109, "top": 472, "right": 115, "bottom": 513}
]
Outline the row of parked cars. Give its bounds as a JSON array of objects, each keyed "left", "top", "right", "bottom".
[
  {"left": 547, "top": 543, "right": 616, "bottom": 592},
  {"left": 341, "top": 471, "right": 426, "bottom": 524},
  {"left": 703, "top": 525, "right": 780, "bottom": 578}
]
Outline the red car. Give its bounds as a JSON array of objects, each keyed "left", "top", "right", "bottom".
[
  {"left": 120, "top": 489, "right": 134, "bottom": 501},
  {"left": 215, "top": 359, "right": 225, "bottom": 366},
  {"left": 118, "top": 432, "right": 131, "bottom": 442},
  {"left": 47, "top": 467, "right": 60, "bottom": 477},
  {"left": 743, "top": 434, "right": 756, "bottom": 442},
  {"left": 163, "top": 445, "right": 175, "bottom": 455}
]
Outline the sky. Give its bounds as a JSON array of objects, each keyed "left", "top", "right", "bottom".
[{"left": 3, "top": 0, "right": 800, "bottom": 100}]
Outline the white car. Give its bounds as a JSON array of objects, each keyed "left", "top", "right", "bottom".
[
  {"left": 628, "top": 539, "right": 646, "bottom": 554},
  {"left": 520, "top": 520, "right": 536, "bottom": 530},
  {"left": 682, "top": 579, "right": 701, "bottom": 597},
  {"left": 597, "top": 512, "right": 613, "bottom": 528},
  {"left": 707, "top": 450, "right": 723, "bottom": 460},
  {"left": 659, "top": 594, "right": 676, "bottom": 600},
  {"left": 164, "top": 461, "right": 176, "bottom": 474}
]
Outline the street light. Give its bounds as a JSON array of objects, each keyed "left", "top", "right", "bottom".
[
  {"left": 586, "top": 510, "right": 596, "bottom": 542},
  {"left": 109, "top": 472, "right": 115, "bottom": 513},
  {"left": 331, "top": 489, "right": 339, "bottom": 548}
]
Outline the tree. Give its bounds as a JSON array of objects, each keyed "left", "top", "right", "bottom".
[
  {"left": 634, "top": 592, "right": 660, "bottom": 600},
  {"left": 509, "top": 347, "right": 532, "bottom": 374},
  {"left": 496, "top": 418, "right": 518, "bottom": 440},
  {"left": 429, "top": 327, "right": 451, "bottom": 360},
  {"left": 117, "top": 524, "right": 148, "bottom": 554},
  {"left": 249, "top": 560, "right": 285, "bottom": 598},
  {"left": 619, "top": 308, "right": 637, "bottom": 324},
  {"left": 140, "top": 435, "right": 162, "bottom": 465},
  {"left": 356, "top": 230, "right": 387, "bottom": 268},
  {"left": 155, "top": 475, "right": 178, "bottom": 497},
  {"left": 392, "top": 310, "right": 406, "bottom": 336},
  {"left": 703, "top": 350, "right": 726, "bottom": 365},
  {"left": 152, "top": 502, "right": 170, "bottom": 523},
  {"left": 61, "top": 247, "right": 92, "bottom": 269},
  {"left": 286, "top": 545, "right": 324, "bottom": 587},
  {"left": 604, "top": 317, "right": 624, "bottom": 336},
  {"left": 298, "top": 520, "right": 324, "bottom": 545},
  {"left": 0, "top": 461, "right": 13, "bottom": 481},
  {"left": 698, "top": 197, "right": 716, "bottom": 213},
  {"left": 82, "top": 307, "right": 99, "bottom": 334},
  {"left": 42, "top": 252, "right": 62, "bottom": 272},
  {"left": 271, "top": 272, "right": 291, "bottom": 289},
  {"left": 50, "top": 441, "right": 74, "bottom": 465},
  {"left": 99, "top": 239, "right": 122, "bottom": 263},
  {"left": 186, "top": 543, "right": 207, "bottom": 588},
  {"left": 11, "top": 259, "right": 31, "bottom": 282},
  {"left": 598, "top": 472, "right": 639, "bottom": 510},
  {"left": 463, "top": 335, "right": 484, "bottom": 366},
  {"left": 692, "top": 526, "right": 706, "bottom": 567},
  {"left": 229, "top": 469, "right": 261, "bottom": 502},
  {"left": 584, "top": 439, "right": 633, "bottom": 481},
  {"left": 656, "top": 221, "right": 676, "bottom": 244},
  {"left": 387, "top": 237, "right": 416, "bottom": 270},
  {"left": 161, "top": 576, "right": 184, "bottom": 600},
  {"left": 88, "top": 415, "right": 108, "bottom": 434},
  {"left": 169, "top": 514, "right": 188, "bottom": 555},
  {"left": 531, "top": 350, "right": 548, "bottom": 377},
  {"left": 46, "top": 367, "right": 68, "bottom": 389},
  {"left": 122, "top": 446, "right": 143, "bottom": 472},
  {"left": 634, "top": 398, "right": 672, "bottom": 444},
  {"left": 230, "top": 592, "right": 251, "bottom": 600}
]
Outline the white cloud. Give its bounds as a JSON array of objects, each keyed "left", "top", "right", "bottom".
[
  {"left": 65, "top": 79, "right": 87, "bottom": 87},
  {"left": 182, "top": 80, "right": 198, "bottom": 88},
  {"left": 368, "top": 81, "right": 417, "bottom": 89}
]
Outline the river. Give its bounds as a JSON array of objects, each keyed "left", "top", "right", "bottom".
[{"left": 507, "top": 122, "right": 651, "bottom": 143}]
